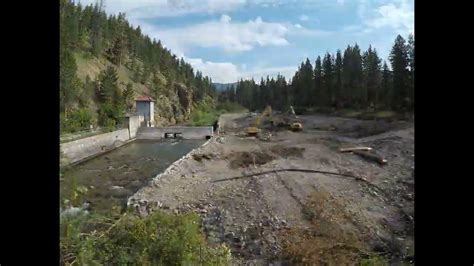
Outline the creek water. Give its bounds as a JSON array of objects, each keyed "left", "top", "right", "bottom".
[{"left": 60, "top": 139, "right": 205, "bottom": 214}]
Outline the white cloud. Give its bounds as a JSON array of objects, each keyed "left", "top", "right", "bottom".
[
  {"left": 299, "top": 14, "right": 309, "bottom": 21},
  {"left": 78, "top": 0, "right": 246, "bottom": 18},
  {"left": 357, "top": 0, "right": 368, "bottom": 19},
  {"left": 186, "top": 58, "right": 241, "bottom": 83},
  {"left": 287, "top": 23, "right": 333, "bottom": 37},
  {"left": 186, "top": 57, "right": 295, "bottom": 83},
  {"left": 344, "top": 0, "right": 414, "bottom": 36},
  {"left": 143, "top": 15, "right": 289, "bottom": 52},
  {"left": 220, "top": 14, "right": 232, "bottom": 23},
  {"left": 365, "top": 0, "right": 414, "bottom": 34}
]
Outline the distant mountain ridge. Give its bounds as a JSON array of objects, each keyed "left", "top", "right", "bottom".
[{"left": 213, "top": 82, "right": 237, "bottom": 91}]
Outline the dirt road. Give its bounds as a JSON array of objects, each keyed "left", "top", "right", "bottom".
[{"left": 130, "top": 113, "right": 414, "bottom": 265}]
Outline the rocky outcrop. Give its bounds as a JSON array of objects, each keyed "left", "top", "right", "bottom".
[{"left": 153, "top": 82, "right": 196, "bottom": 126}]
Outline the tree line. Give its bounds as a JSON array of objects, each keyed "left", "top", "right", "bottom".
[
  {"left": 220, "top": 34, "right": 414, "bottom": 112},
  {"left": 60, "top": 0, "right": 215, "bottom": 132}
]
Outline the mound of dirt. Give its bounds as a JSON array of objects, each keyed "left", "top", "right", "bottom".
[
  {"left": 227, "top": 151, "right": 276, "bottom": 169},
  {"left": 270, "top": 146, "right": 306, "bottom": 158},
  {"left": 192, "top": 153, "right": 215, "bottom": 162}
]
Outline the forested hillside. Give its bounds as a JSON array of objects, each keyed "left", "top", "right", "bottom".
[
  {"left": 220, "top": 34, "right": 414, "bottom": 113},
  {"left": 60, "top": 0, "right": 216, "bottom": 133}
]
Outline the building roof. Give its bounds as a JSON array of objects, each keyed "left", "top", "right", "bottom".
[{"left": 135, "top": 96, "right": 155, "bottom": 102}]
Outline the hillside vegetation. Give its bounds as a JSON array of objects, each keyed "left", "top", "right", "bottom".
[{"left": 60, "top": 0, "right": 216, "bottom": 133}]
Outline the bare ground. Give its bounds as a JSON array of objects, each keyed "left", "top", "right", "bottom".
[{"left": 130, "top": 113, "right": 414, "bottom": 265}]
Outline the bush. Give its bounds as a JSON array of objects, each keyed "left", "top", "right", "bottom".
[
  {"left": 60, "top": 211, "right": 231, "bottom": 265},
  {"left": 98, "top": 103, "right": 124, "bottom": 130},
  {"left": 60, "top": 108, "right": 94, "bottom": 134}
]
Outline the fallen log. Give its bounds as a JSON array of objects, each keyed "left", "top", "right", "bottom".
[
  {"left": 352, "top": 150, "right": 387, "bottom": 165},
  {"left": 339, "top": 146, "right": 373, "bottom": 152}
]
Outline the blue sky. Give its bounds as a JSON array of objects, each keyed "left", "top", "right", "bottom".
[{"left": 80, "top": 0, "right": 414, "bottom": 83}]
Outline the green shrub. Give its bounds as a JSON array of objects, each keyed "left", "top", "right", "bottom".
[
  {"left": 60, "top": 211, "right": 231, "bottom": 265},
  {"left": 60, "top": 108, "right": 94, "bottom": 133}
]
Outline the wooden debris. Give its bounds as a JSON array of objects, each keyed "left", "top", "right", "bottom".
[
  {"left": 339, "top": 146, "right": 373, "bottom": 152},
  {"left": 352, "top": 150, "right": 387, "bottom": 165}
]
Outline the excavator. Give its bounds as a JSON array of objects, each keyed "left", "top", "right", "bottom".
[
  {"left": 288, "top": 106, "right": 303, "bottom": 131},
  {"left": 269, "top": 106, "right": 303, "bottom": 131},
  {"left": 246, "top": 105, "right": 272, "bottom": 136},
  {"left": 246, "top": 105, "right": 303, "bottom": 137}
]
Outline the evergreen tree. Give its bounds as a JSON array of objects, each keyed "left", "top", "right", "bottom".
[
  {"left": 60, "top": 48, "right": 81, "bottom": 116},
  {"left": 123, "top": 82, "right": 135, "bottom": 112},
  {"left": 341, "top": 44, "right": 363, "bottom": 108},
  {"left": 90, "top": 1, "right": 104, "bottom": 57},
  {"left": 381, "top": 61, "right": 392, "bottom": 109},
  {"left": 313, "top": 56, "right": 322, "bottom": 107},
  {"left": 252, "top": 81, "right": 261, "bottom": 111},
  {"left": 302, "top": 59, "right": 313, "bottom": 107},
  {"left": 362, "top": 45, "right": 381, "bottom": 109},
  {"left": 97, "top": 66, "right": 119, "bottom": 104},
  {"left": 389, "top": 35, "right": 410, "bottom": 110},
  {"left": 334, "top": 50, "right": 343, "bottom": 108},
  {"left": 322, "top": 52, "right": 334, "bottom": 108}
]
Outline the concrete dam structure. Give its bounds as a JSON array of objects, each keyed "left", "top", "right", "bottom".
[
  {"left": 136, "top": 126, "right": 214, "bottom": 140},
  {"left": 61, "top": 118, "right": 214, "bottom": 166}
]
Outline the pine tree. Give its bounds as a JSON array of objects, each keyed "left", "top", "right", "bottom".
[
  {"left": 352, "top": 44, "right": 363, "bottom": 108},
  {"left": 97, "top": 66, "right": 119, "bottom": 104},
  {"left": 123, "top": 82, "right": 135, "bottom": 112},
  {"left": 362, "top": 45, "right": 381, "bottom": 109},
  {"left": 313, "top": 56, "right": 322, "bottom": 107},
  {"left": 334, "top": 50, "right": 343, "bottom": 108},
  {"left": 381, "top": 61, "right": 392, "bottom": 109},
  {"left": 252, "top": 81, "right": 260, "bottom": 111},
  {"left": 389, "top": 35, "right": 410, "bottom": 110},
  {"left": 60, "top": 48, "right": 81, "bottom": 116},
  {"left": 322, "top": 52, "right": 334, "bottom": 108}
]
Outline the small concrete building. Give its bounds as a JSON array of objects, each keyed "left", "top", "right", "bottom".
[{"left": 135, "top": 96, "right": 155, "bottom": 127}]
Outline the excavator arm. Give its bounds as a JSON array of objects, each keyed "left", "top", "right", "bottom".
[{"left": 247, "top": 105, "right": 272, "bottom": 135}]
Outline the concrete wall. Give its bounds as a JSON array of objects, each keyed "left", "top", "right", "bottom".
[
  {"left": 126, "top": 115, "right": 144, "bottom": 139},
  {"left": 136, "top": 126, "right": 213, "bottom": 140},
  {"left": 61, "top": 128, "right": 131, "bottom": 165},
  {"left": 150, "top": 101, "right": 154, "bottom": 122}
]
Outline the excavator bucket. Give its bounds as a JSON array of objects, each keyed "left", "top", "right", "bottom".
[
  {"left": 290, "top": 122, "right": 303, "bottom": 131},
  {"left": 246, "top": 126, "right": 259, "bottom": 136}
]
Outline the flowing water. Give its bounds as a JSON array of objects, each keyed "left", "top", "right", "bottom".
[{"left": 60, "top": 139, "right": 205, "bottom": 213}]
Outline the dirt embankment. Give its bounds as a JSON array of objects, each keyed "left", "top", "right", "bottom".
[{"left": 130, "top": 113, "right": 415, "bottom": 265}]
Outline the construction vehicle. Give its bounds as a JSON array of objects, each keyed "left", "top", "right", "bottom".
[
  {"left": 246, "top": 105, "right": 272, "bottom": 136},
  {"left": 270, "top": 106, "right": 303, "bottom": 132},
  {"left": 288, "top": 106, "right": 303, "bottom": 131}
]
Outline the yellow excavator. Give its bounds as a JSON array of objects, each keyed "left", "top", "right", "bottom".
[
  {"left": 246, "top": 105, "right": 302, "bottom": 136},
  {"left": 270, "top": 106, "right": 303, "bottom": 131},
  {"left": 246, "top": 105, "right": 272, "bottom": 136},
  {"left": 288, "top": 106, "right": 303, "bottom": 131}
]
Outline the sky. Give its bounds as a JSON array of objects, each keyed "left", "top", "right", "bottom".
[{"left": 79, "top": 0, "right": 414, "bottom": 83}]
